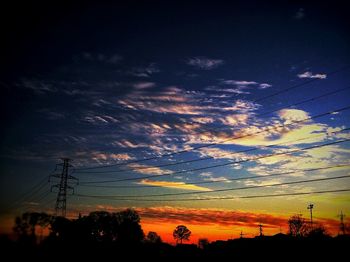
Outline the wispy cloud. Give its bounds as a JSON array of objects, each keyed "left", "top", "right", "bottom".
[
  {"left": 117, "top": 86, "right": 204, "bottom": 115},
  {"left": 211, "top": 79, "right": 272, "bottom": 94},
  {"left": 133, "top": 82, "right": 156, "bottom": 90},
  {"left": 222, "top": 80, "right": 258, "bottom": 86},
  {"left": 81, "top": 52, "right": 122, "bottom": 64},
  {"left": 191, "top": 117, "right": 215, "bottom": 124},
  {"left": 198, "top": 147, "right": 250, "bottom": 161},
  {"left": 127, "top": 63, "right": 160, "bottom": 77},
  {"left": 199, "top": 172, "right": 231, "bottom": 183},
  {"left": 187, "top": 57, "right": 224, "bottom": 70},
  {"left": 259, "top": 83, "right": 272, "bottom": 89},
  {"left": 113, "top": 139, "right": 149, "bottom": 149},
  {"left": 83, "top": 114, "right": 119, "bottom": 125},
  {"left": 91, "top": 152, "right": 134, "bottom": 161},
  {"left": 294, "top": 8, "right": 305, "bottom": 20},
  {"left": 297, "top": 71, "right": 327, "bottom": 79},
  {"left": 127, "top": 163, "right": 171, "bottom": 175},
  {"left": 37, "top": 109, "right": 65, "bottom": 120},
  {"left": 137, "top": 207, "right": 287, "bottom": 228},
  {"left": 20, "top": 79, "right": 57, "bottom": 94},
  {"left": 138, "top": 179, "right": 212, "bottom": 191},
  {"left": 220, "top": 114, "right": 250, "bottom": 126}
]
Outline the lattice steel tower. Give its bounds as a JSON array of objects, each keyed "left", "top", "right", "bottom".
[{"left": 50, "top": 158, "right": 78, "bottom": 217}]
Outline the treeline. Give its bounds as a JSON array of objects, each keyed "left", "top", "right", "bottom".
[{"left": 1, "top": 209, "right": 349, "bottom": 260}]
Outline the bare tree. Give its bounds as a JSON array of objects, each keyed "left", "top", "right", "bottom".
[
  {"left": 173, "top": 225, "right": 191, "bottom": 244},
  {"left": 288, "top": 214, "right": 309, "bottom": 237}
]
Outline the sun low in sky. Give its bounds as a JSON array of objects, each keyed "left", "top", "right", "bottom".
[{"left": 0, "top": 1, "right": 349, "bottom": 243}]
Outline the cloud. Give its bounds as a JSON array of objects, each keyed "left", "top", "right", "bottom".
[
  {"left": 222, "top": 80, "right": 258, "bottom": 86},
  {"left": 278, "top": 109, "right": 309, "bottom": 122},
  {"left": 38, "top": 109, "right": 65, "bottom": 120},
  {"left": 297, "top": 71, "right": 327, "bottom": 79},
  {"left": 305, "top": 145, "right": 350, "bottom": 159},
  {"left": 259, "top": 83, "right": 272, "bottom": 89},
  {"left": 117, "top": 86, "right": 204, "bottom": 115},
  {"left": 198, "top": 147, "right": 251, "bottom": 161},
  {"left": 191, "top": 117, "right": 215, "bottom": 124},
  {"left": 242, "top": 178, "right": 284, "bottom": 187},
  {"left": 84, "top": 115, "right": 119, "bottom": 125},
  {"left": 187, "top": 57, "right": 224, "bottom": 70},
  {"left": 294, "top": 8, "right": 305, "bottom": 20},
  {"left": 114, "top": 139, "right": 149, "bottom": 149},
  {"left": 91, "top": 152, "right": 134, "bottom": 161},
  {"left": 231, "top": 108, "right": 328, "bottom": 147},
  {"left": 20, "top": 79, "right": 57, "bottom": 94},
  {"left": 133, "top": 82, "right": 156, "bottom": 90},
  {"left": 217, "top": 80, "right": 272, "bottom": 93},
  {"left": 220, "top": 114, "right": 250, "bottom": 126},
  {"left": 136, "top": 207, "right": 287, "bottom": 228},
  {"left": 82, "top": 52, "right": 122, "bottom": 64},
  {"left": 128, "top": 63, "right": 160, "bottom": 77},
  {"left": 138, "top": 179, "right": 212, "bottom": 191},
  {"left": 127, "top": 163, "right": 172, "bottom": 175},
  {"left": 199, "top": 172, "right": 231, "bottom": 183}
]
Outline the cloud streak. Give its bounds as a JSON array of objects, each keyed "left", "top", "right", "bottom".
[
  {"left": 297, "top": 71, "right": 327, "bottom": 79},
  {"left": 138, "top": 179, "right": 212, "bottom": 191},
  {"left": 137, "top": 207, "right": 288, "bottom": 228},
  {"left": 127, "top": 163, "right": 172, "bottom": 175},
  {"left": 187, "top": 57, "right": 224, "bottom": 70}
]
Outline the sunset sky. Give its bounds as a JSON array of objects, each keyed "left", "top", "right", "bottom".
[{"left": 1, "top": 1, "right": 350, "bottom": 244}]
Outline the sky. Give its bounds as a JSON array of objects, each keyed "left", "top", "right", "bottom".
[{"left": 1, "top": 0, "right": 350, "bottom": 243}]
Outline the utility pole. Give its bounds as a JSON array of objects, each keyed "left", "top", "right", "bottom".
[
  {"left": 258, "top": 223, "right": 264, "bottom": 237},
  {"left": 307, "top": 203, "right": 314, "bottom": 229},
  {"left": 240, "top": 230, "right": 245, "bottom": 239},
  {"left": 338, "top": 211, "right": 346, "bottom": 235},
  {"left": 50, "top": 158, "right": 78, "bottom": 217}
]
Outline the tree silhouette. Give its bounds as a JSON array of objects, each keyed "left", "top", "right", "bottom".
[
  {"left": 288, "top": 214, "right": 309, "bottom": 237},
  {"left": 198, "top": 238, "right": 209, "bottom": 249},
  {"left": 307, "top": 224, "right": 329, "bottom": 239},
  {"left": 116, "top": 208, "right": 144, "bottom": 243},
  {"left": 146, "top": 231, "right": 162, "bottom": 244},
  {"left": 13, "top": 212, "right": 51, "bottom": 244},
  {"left": 86, "top": 211, "right": 119, "bottom": 242},
  {"left": 49, "top": 215, "right": 72, "bottom": 240},
  {"left": 173, "top": 225, "right": 191, "bottom": 244}
]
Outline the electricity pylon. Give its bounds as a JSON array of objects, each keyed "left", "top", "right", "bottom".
[
  {"left": 338, "top": 211, "right": 346, "bottom": 235},
  {"left": 50, "top": 158, "right": 78, "bottom": 217}
]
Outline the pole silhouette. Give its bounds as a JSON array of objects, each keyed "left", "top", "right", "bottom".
[{"left": 50, "top": 158, "right": 78, "bottom": 217}]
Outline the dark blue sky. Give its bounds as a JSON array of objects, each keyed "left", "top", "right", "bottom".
[{"left": 1, "top": 0, "right": 350, "bottom": 228}]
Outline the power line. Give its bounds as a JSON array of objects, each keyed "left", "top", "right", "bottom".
[
  {"left": 4, "top": 177, "right": 50, "bottom": 214},
  {"left": 75, "top": 66, "right": 350, "bottom": 172},
  {"left": 20, "top": 190, "right": 52, "bottom": 214},
  {"left": 12, "top": 165, "right": 59, "bottom": 210},
  {"left": 79, "top": 164, "right": 350, "bottom": 189},
  {"left": 73, "top": 188, "right": 350, "bottom": 202},
  {"left": 76, "top": 174, "right": 350, "bottom": 199},
  {"left": 76, "top": 104, "right": 350, "bottom": 175},
  {"left": 253, "top": 65, "right": 350, "bottom": 103},
  {"left": 12, "top": 177, "right": 48, "bottom": 205},
  {"left": 79, "top": 136, "right": 350, "bottom": 184},
  {"left": 77, "top": 118, "right": 350, "bottom": 175}
]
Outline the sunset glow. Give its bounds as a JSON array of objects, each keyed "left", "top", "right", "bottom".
[{"left": 1, "top": 1, "right": 349, "bottom": 247}]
